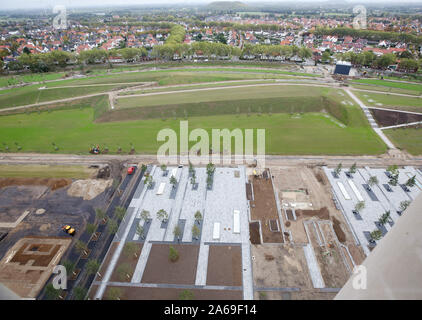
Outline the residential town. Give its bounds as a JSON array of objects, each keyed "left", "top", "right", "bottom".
[{"left": 1, "top": 4, "right": 422, "bottom": 74}]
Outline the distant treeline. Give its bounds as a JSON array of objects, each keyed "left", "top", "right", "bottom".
[{"left": 315, "top": 27, "right": 422, "bottom": 45}]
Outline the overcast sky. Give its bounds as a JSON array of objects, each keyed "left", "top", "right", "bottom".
[{"left": 2, "top": 0, "right": 422, "bottom": 11}]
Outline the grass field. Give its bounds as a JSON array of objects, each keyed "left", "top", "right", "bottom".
[
  {"left": 0, "top": 92, "right": 386, "bottom": 155},
  {"left": 353, "top": 91, "right": 422, "bottom": 112},
  {"left": 351, "top": 79, "right": 422, "bottom": 94},
  {"left": 0, "top": 71, "right": 298, "bottom": 109},
  {"left": 384, "top": 127, "right": 422, "bottom": 156},
  {"left": 0, "top": 164, "right": 95, "bottom": 178}
]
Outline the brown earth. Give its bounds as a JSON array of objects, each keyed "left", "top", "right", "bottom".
[
  {"left": 255, "top": 290, "right": 336, "bottom": 300},
  {"left": 206, "top": 245, "right": 242, "bottom": 287},
  {"left": 370, "top": 108, "right": 422, "bottom": 127},
  {"left": 141, "top": 244, "right": 199, "bottom": 285},
  {"left": 110, "top": 242, "right": 143, "bottom": 282},
  {"left": 249, "top": 222, "right": 261, "bottom": 244},
  {"left": 251, "top": 244, "right": 313, "bottom": 289},
  {"left": 98, "top": 286, "right": 242, "bottom": 300},
  {"left": 0, "top": 236, "right": 71, "bottom": 298},
  {"left": 249, "top": 172, "right": 283, "bottom": 243},
  {"left": 0, "top": 177, "right": 72, "bottom": 191}
]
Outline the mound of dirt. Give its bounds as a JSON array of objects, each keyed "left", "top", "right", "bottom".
[
  {"left": 0, "top": 178, "right": 72, "bottom": 191},
  {"left": 67, "top": 179, "right": 112, "bottom": 200}
]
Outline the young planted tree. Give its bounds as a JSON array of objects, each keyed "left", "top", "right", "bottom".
[
  {"left": 123, "top": 242, "right": 138, "bottom": 258},
  {"left": 192, "top": 224, "right": 200, "bottom": 240},
  {"left": 73, "top": 286, "right": 88, "bottom": 300},
  {"left": 95, "top": 208, "right": 107, "bottom": 223},
  {"left": 86, "top": 259, "right": 100, "bottom": 276},
  {"left": 117, "top": 263, "right": 132, "bottom": 281},
  {"left": 62, "top": 259, "right": 75, "bottom": 275},
  {"left": 45, "top": 283, "right": 62, "bottom": 300},
  {"left": 406, "top": 175, "right": 416, "bottom": 188},
  {"left": 160, "top": 164, "right": 167, "bottom": 173},
  {"left": 349, "top": 163, "right": 357, "bottom": 174},
  {"left": 75, "top": 240, "right": 88, "bottom": 256},
  {"left": 140, "top": 209, "right": 151, "bottom": 222},
  {"left": 86, "top": 223, "right": 97, "bottom": 236},
  {"left": 370, "top": 230, "right": 383, "bottom": 241},
  {"left": 136, "top": 224, "right": 145, "bottom": 239},
  {"left": 114, "top": 206, "right": 126, "bottom": 222},
  {"left": 170, "top": 175, "right": 178, "bottom": 188},
  {"left": 190, "top": 172, "right": 196, "bottom": 185},
  {"left": 334, "top": 163, "right": 342, "bottom": 177},
  {"left": 179, "top": 289, "right": 194, "bottom": 300},
  {"left": 399, "top": 200, "right": 411, "bottom": 212},
  {"left": 106, "top": 287, "right": 122, "bottom": 300},
  {"left": 378, "top": 211, "right": 391, "bottom": 226},
  {"left": 156, "top": 209, "right": 168, "bottom": 223},
  {"left": 173, "top": 225, "right": 182, "bottom": 242},
  {"left": 368, "top": 176, "right": 379, "bottom": 187},
  {"left": 107, "top": 219, "right": 118, "bottom": 235},
  {"left": 354, "top": 201, "right": 365, "bottom": 213},
  {"left": 188, "top": 161, "right": 194, "bottom": 175},
  {"left": 194, "top": 211, "right": 203, "bottom": 224},
  {"left": 389, "top": 173, "right": 399, "bottom": 186},
  {"left": 169, "top": 245, "right": 179, "bottom": 262}
]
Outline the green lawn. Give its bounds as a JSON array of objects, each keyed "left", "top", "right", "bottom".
[
  {"left": 352, "top": 79, "right": 422, "bottom": 94},
  {"left": 0, "top": 71, "right": 294, "bottom": 109},
  {"left": 384, "top": 127, "right": 422, "bottom": 155},
  {"left": 0, "top": 99, "right": 386, "bottom": 155},
  {"left": 117, "top": 85, "right": 325, "bottom": 109},
  {"left": 0, "top": 164, "right": 95, "bottom": 178},
  {"left": 353, "top": 91, "right": 422, "bottom": 112}
]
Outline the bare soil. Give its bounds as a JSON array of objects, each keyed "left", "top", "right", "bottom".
[
  {"left": 0, "top": 178, "right": 72, "bottom": 191},
  {"left": 250, "top": 172, "right": 283, "bottom": 243},
  {"left": 251, "top": 244, "right": 313, "bottom": 289},
  {"left": 0, "top": 236, "right": 70, "bottom": 298},
  {"left": 98, "top": 286, "right": 242, "bottom": 300},
  {"left": 370, "top": 108, "right": 422, "bottom": 127},
  {"left": 206, "top": 245, "right": 242, "bottom": 287},
  {"left": 249, "top": 222, "right": 261, "bottom": 244},
  {"left": 110, "top": 242, "right": 143, "bottom": 282},
  {"left": 141, "top": 244, "right": 199, "bottom": 285},
  {"left": 254, "top": 290, "right": 336, "bottom": 300},
  {"left": 67, "top": 179, "right": 113, "bottom": 200}
]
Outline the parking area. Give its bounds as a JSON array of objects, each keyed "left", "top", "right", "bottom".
[{"left": 323, "top": 166, "right": 422, "bottom": 255}]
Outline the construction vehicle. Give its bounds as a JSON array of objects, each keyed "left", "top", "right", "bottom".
[
  {"left": 89, "top": 145, "right": 100, "bottom": 154},
  {"left": 62, "top": 225, "right": 76, "bottom": 236}
]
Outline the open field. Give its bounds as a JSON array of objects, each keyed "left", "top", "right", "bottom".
[
  {"left": 0, "top": 70, "right": 312, "bottom": 109},
  {"left": 353, "top": 91, "right": 422, "bottom": 112},
  {"left": 0, "top": 164, "right": 96, "bottom": 178},
  {"left": 352, "top": 79, "right": 422, "bottom": 93},
  {"left": 0, "top": 107, "right": 387, "bottom": 155},
  {"left": 116, "top": 85, "right": 327, "bottom": 109},
  {"left": 384, "top": 127, "right": 422, "bottom": 155}
]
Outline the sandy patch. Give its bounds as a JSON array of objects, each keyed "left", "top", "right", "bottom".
[{"left": 67, "top": 179, "right": 112, "bottom": 200}]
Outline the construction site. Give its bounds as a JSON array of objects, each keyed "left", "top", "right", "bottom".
[{"left": 0, "top": 161, "right": 143, "bottom": 299}]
